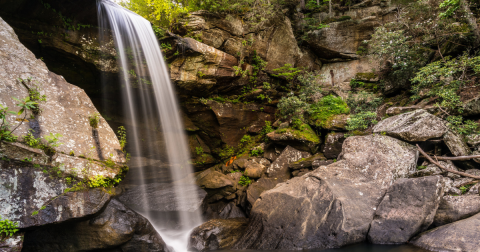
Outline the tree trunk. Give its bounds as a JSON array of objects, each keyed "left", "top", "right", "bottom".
[
  {"left": 317, "top": 0, "right": 320, "bottom": 5},
  {"left": 329, "top": 0, "right": 332, "bottom": 17},
  {"left": 300, "top": 0, "right": 305, "bottom": 11},
  {"left": 462, "top": 0, "right": 480, "bottom": 45}
]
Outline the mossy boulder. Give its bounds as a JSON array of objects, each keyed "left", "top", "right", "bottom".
[{"left": 266, "top": 124, "right": 321, "bottom": 153}]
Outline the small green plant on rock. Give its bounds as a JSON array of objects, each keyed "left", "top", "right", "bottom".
[
  {"left": 43, "top": 133, "right": 63, "bottom": 148},
  {"left": 0, "top": 218, "right": 18, "bottom": 237},
  {"left": 118, "top": 126, "right": 127, "bottom": 152},
  {"left": 239, "top": 175, "right": 252, "bottom": 186},
  {"left": 250, "top": 148, "right": 264, "bottom": 157},
  {"left": 24, "top": 132, "right": 40, "bottom": 148},
  {"left": 195, "top": 146, "right": 204, "bottom": 155},
  {"left": 89, "top": 113, "right": 100, "bottom": 128}
]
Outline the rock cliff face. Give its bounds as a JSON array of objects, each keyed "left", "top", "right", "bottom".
[
  {"left": 0, "top": 15, "right": 165, "bottom": 252},
  {"left": 1, "top": 0, "right": 480, "bottom": 251}
]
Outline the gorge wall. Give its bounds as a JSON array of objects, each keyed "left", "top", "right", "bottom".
[{"left": 1, "top": 0, "right": 480, "bottom": 251}]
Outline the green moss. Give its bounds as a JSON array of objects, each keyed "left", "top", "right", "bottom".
[
  {"left": 308, "top": 95, "right": 350, "bottom": 128},
  {"left": 275, "top": 124, "right": 320, "bottom": 144}
]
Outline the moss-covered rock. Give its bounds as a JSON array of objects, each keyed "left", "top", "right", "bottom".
[{"left": 267, "top": 124, "right": 321, "bottom": 153}]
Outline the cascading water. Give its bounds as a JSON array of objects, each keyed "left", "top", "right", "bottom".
[{"left": 97, "top": 1, "right": 203, "bottom": 251}]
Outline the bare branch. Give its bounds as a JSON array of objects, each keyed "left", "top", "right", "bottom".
[{"left": 417, "top": 144, "right": 480, "bottom": 180}]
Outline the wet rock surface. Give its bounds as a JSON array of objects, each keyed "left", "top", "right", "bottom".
[
  {"left": 22, "top": 199, "right": 169, "bottom": 252},
  {"left": 188, "top": 218, "right": 248, "bottom": 251},
  {"left": 234, "top": 135, "right": 418, "bottom": 250},
  {"left": 368, "top": 176, "right": 444, "bottom": 244}
]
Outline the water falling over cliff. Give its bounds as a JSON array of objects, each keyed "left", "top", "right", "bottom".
[{"left": 97, "top": 1, "right": 203, "bottom": 251}]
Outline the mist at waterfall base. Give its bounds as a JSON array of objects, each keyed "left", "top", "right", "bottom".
[{"left": 97, "top": 1, "right": 203, "bottom": 251}]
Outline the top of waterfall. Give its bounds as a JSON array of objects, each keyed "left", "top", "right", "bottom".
[{"left": 97, "top": 0, "right": 144, "bottom": 19}]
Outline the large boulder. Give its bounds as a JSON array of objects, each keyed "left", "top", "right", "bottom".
[
  {"left": 373, "top": 110, "right": 448, "bottom": 142},
  {"left": 0, "top": 17, "right": 123, "bottom": 163},
  {"left": 432, "top": 195, "right": 480, "bottom": 227},
  {"left": 265, "top": 146, "right": 311, "bottom": 183},
  {"left": 195, "top": 168, "right": 236, "bottom": 203},
  {"left": 22, "top": 199, "right": 169, "bottom": 252},
  {"left": 411, "top": 212, "right": 480, "bottom": 251},
  {"left": 188, "top": 218, "right": 248, "bottom": 251},
  {"left": 367, "top": 176, "right": 444, "bottom": 244},
  {"left": 234, "top": 135, "right": 418, "bottom": 250}
]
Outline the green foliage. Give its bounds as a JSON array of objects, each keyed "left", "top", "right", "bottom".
[
  {"left": 417, "top": 165, "right": 427, "bottom": 170},
  {"left": 249, "top": 51, "right": 267, "bottom": 84},
  {"left": 43, "top": 133, "right": 63, "bottom": 148},
  {"left": 239, "top": 175, "right": 252, "bottom": 186},
  {"left": 439, "top": 0, "right": 460, "bottom": 18},
  {"left": 345, "top": 92, "right": 382, "bottom": 132},
  {"left": 0, "top": 218, "right": 18, "bottom": 237},
  {"left": 218, "top": 145, "right": 235, "bottom": 160},
  {"left": 87, "top": 175, "right": 121, "bottom": 189},
  {"left": 446, "top": 116, "right": 479, "bottom": 135},
  {"left": 104, "top": 157, "right": 116, "bottom": 168},
  {"left": 250, "top": 148, "right": 264, "bottom": 156},
  {"left": 118, "top": 126, "right": 127, "bottom": 152},
  {"left": 275, "top": 123, "right": 320, "bottom": 143},
  {"left": 411, "top": 54, "right": 480, "bottom": 112},
  {"left": 240, "top": 135, "right": 252, "bottom": 143},
  {"left": 195, "top": 146, "right": 204, "bottom": 155},
  {"left": 24, "top": 132, "right": 40, "bottom": 148},
  {"left": 261, "top": 121, "right": 274, "bottom": 141},
  {"left": 272, "top": 64, "right": 302, "bottom": 82},
  {"left": 460, "top": 183, "right": 474, "bottom": 194},
  {"left": 13, "top": 97, "right": 38, "bottom": 117},
  {"left": 160, "top": 42, "right": 172, "bottom": 51},
  {"left": 0, "top": 104, "right": 18, "bottom": 142},
  {"left": 346, "top": 111, "right": 378, "bottom": 131},
  {"left": 277, "top": 71, "right": 322, "bottom": 120},
  {"left": 262, "top": 82, "right": 271, "bottom": 90},
  {"left": 89, "top": 113, "right": 100, "bottom": 128},
  {"left": 121, "top": 0, "right": 189, "bottom": 27},
  {"left": 308, "top": 95, "right": 350, "bottom": 128},
  {"left": 350, "top": 78, "right": 366, "bottom": 88},
  {"left": 368, "top": 0, "right": 471, "bottom": 91}
]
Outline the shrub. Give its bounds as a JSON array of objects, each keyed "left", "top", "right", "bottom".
[{"left": 308, "top": 95, "right": 350, "bottom": 128}]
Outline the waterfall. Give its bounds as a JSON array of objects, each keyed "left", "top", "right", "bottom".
[{"left": 97, "top": 1, "right": 203, "bottom": 251}]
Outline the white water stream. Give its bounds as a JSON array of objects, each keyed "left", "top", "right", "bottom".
[{"left": 97, "top": 1, "right": 203, "bottom": 251}]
